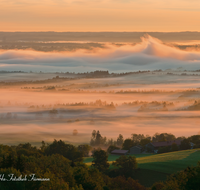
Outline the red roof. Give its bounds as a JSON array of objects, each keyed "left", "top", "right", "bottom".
[{"left": 151, "top": 140, "right": 182, "bottom": 148}]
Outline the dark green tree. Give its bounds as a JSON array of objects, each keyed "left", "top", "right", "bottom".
[
  {"left": 188, "top": 135, "right": 200, "bottom": 144},
  {"left": 140, "top": 138, "right": 151, "bottom": 146},
  {"left": 180, "top": 139, "right": 191, "bottom": 150},
  {"left": 1, "top": 155, "right": 6, "bottom": 168},
  {"left": 6, "top": 154, "right": 15, "bottom": 168},
  {"left": 92, "top": 149, "right": 109, "bottom": 172},
  {"left": 132, "top": 134, "right": 145, "bottom": 144},
  {"left": 157, "top": 146, "right": 171, "bottom": 154},
  {"left": 112, "top": 156, "right": 137, "bottom": 177},
  {"left": 107, "top": 145, "right": 120, "bottom": 153},
  {"left": 122, "top": 139, "right": 134, "bottom": 150},
  {"left": 77, "top": 145, "right": 91, "bottom": 157},
  {"left": 152, "top": 133, "right": 176, "bottom": 142},
  {"left": 16, "top": 155, "right": 25, "bottom": 172},
  {"left": 44, "top": 140, "right": 83, "bottom": 165},
  {"left": 152, "top": 162, "right": 200, "bottom": 190},
  {"left": 171, "top": 143, "right": 179, "bottom": 151}
]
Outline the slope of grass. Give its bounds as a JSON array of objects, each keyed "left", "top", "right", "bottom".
[
  {"left": 84, "top": 149, "right": 200, "bottom": 173},
  {"left": 84, "top": 149, "right": 200, "bottom": 187},
  {"left": 83, "top": 153, "right": 153, "bottom": 165},
  {"left": 137, "top": 149, "right": 200, "bottom": 174}
]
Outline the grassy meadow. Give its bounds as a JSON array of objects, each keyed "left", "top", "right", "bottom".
[{"left": 84, "top": 149, "right": 200, "bottom": 187}]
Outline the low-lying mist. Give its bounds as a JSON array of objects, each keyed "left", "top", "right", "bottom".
[
  {"left": 1, "top": 35, "right": 200, "bottom": 72},
  {"left": 1, "top": 35, "right": 200, "bottom": 145}
]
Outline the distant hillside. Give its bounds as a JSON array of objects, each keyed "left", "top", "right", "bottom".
[{"left": 0, "top": 32, "right": 200, "bottom": 42}]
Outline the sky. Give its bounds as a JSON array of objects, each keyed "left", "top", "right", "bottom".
[{"left": 0, "top": 0, "right": 200, "bottom": 32}]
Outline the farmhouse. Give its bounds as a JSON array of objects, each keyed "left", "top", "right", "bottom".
[
  {"left": 111, "top": 149, "right": 129, "bottom": 155},
  {"left": 146, "top": 140, "right": 182, "bottom": 152},
  {"left": 130, "top": 145, "right": 143, "bottom": 154}
]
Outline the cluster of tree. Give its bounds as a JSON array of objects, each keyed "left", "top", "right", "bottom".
[
  {"left": 151, "top": 133, "right": 176, "bottom": 142},
  {"left": 151, "top": 162, "right": 200, "bottom": 190},
  {"left": 0, "top": 112, "right": 18, "bottom": 120},
  {"left": 0, "top": 71, "right": 25, "bottom": 73},
  {"left": 138, "top": 104, "right": 168, "bottom": 112},
  {"left": 122, "top": 101, "right": 174, "bottom": 106},
  {"left": 0, "top": 141, "right": 146, "bottom": 190},
  {"left": 157, "top": 136, "right": 200, "bottom": 154},
  {"left": 166, "top": 72, "right": 200, "bottom": 76},
  {"left": 90, "top": 131, "right": 124, "bottom": 147},
  {"left": 117, "top": 90, "right": 176, "bottom": 94},
  {"left": 105, "top": 132, "right": 200, "bottom": 154},
  {"left": 90, "top": 131, "right": 190, "bottom": 153},
  {"left": 121, "top": 134, "right": 151, "bottom": 151},
  {"left": 28, "top": 100, "right": 116, "bottom": 110},
  {"left": 181, "top": 100, "right": 200, "bottom": 111},
  {"left": 0, "top": 138, "right": 200, "bottom": 190}
]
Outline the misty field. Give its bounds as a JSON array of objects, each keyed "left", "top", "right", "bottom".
[
  {"left": 1, "top": 70, "right": 200, "bottom": 145},
  {"left": 1, "top": 36, "right": 200, "bottom": 145}
]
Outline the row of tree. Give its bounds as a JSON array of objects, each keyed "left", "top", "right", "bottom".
[{"left": 90, "top": 131, "right": 200, "bottom": 154}]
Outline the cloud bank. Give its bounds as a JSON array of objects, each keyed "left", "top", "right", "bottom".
[{"left": 1, "top": 35, "right": 200, "bottom": 72}]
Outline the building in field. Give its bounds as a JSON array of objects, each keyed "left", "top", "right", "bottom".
[
  {"left": 130, "top": 145, "right": 143, "bottom": 154},
  {"left": 111, "top": 149, "right": 129, "bottom": 155},
  {"left": 146, "top": 140, "right": 182, "bottom": 153}
]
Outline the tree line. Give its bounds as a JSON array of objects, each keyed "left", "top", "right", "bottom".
[{"left": 90, "top": 131, "right": 200, "bottom": 154}]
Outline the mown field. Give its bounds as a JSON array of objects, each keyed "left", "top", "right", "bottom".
[{"left": 84, "top": 149, "right": 200, "bottom": 187}]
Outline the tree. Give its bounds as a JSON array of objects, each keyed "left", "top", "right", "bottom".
[
  {"left": 92, "top": 130, "right": 96, "bottom": 139},
  {"left": 107, "top": 145, "right": 120, "bottom": 153},
  {"left": 108, "top": 176, "right": 146, "bottom": 190},
  {"left": 74, "top": 166, "right": 105, "bottom": 190},
  {"left": 90, "top": 130, "right": 106, "bottom": 146},
  {"left": 95, "top": 131, "right": 102, "bottom": 145},
  {"left": 16, "top": 155, "right": 25, "bottom": 172},
  {"left": 122, "top": 139, "right": 134, "bottom": 150},
  {"left": 188, "top": 135, "right": 200, "bottom": 144},
  {"left": 180, "top": 139, "right": 191, "bottom": 150},
  {"left": 140, "top": 138, "right": 151, "bottom": 146},
  {"left": 1, "top": 155, "right": 6, "bottom": 168},
  {"left": 92, "top": 149, "right": 109, "bottom": 172},
  {"left": 112, "top": 155, "right": 137, "bottom": 177},
  {"left": 117, "top": 134, "right": 124, "bottom": 146},
  {"left": 77, "top": 145, "right": 91, "bottom": 157},
  {"left": 152, "top": 133, "right": 176, "bottom": 142},
  {"left": 176, "top": 136, "right": 186, "bottom": 141},
  {"left": 49, "top": 109, "right": 58, "bottom": 118},
  {"left": 151, "top": 182, "right": 165, "bottom": 190},
  {"left": 44, "top": 140, "right": 83, "bottom": 165},
  {"left": 0, "top": 168, "right": 25, "bottom": 190},
  {"left": 131, "top": 134, "right": 145, "bottom": 144},
  {"left": 40, "top": 141, "right": 46, "bottom": 152},
  {"left": 152, "top": 162, "right": 200, "bottom": 190},
  {"left": 157, "top": 146, "right": 171, "bottom": 154},
  {"left": 6, "top": 154, "right": 15, "bottom": 168},
  {"left": 171, "top": 143, "right": 179, "bottom": 151},
  {"left": 73, "top": 129, "right": 78, "bottom": 136}
]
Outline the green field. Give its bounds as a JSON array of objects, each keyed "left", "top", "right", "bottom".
[{"left": 84, "top": 149, "right": 200, "bottom": 187}]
